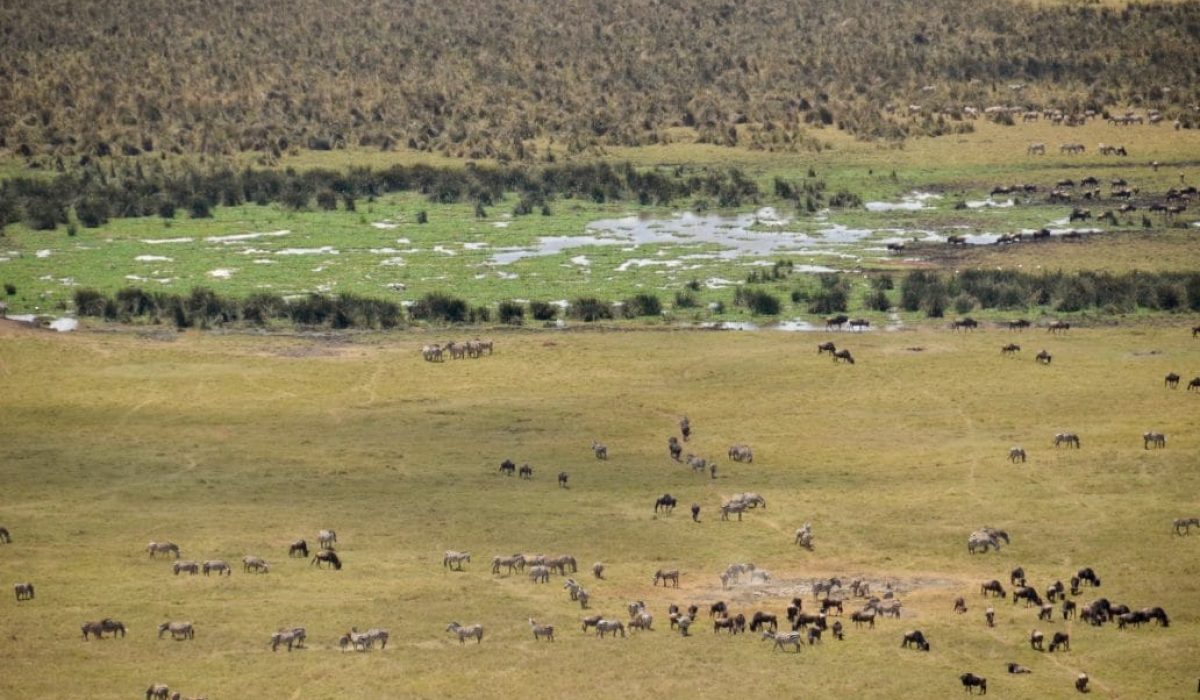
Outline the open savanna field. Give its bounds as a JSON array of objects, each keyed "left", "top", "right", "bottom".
[{"left": 1, "top": 320, "right": 1197, "bottom": 698}]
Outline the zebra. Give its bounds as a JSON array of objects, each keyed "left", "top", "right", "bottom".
[
  {"left": 730, "top": 492, "right": 766, "bottom": 509},
  {"left": 358, "top": 627, "right": 389, "bottom": 650},
  {"left": 591, "top": 441, "right": 608, "bottom": 460},
  {"left": 968, "top": 531, "right": 1001, "bottom": 554},
  {"left": 82, "top": 618, "right": 127, "bottom": 640},
  {"left": 563, "top": 578, "right": 582, "bottom": 600},
  {"left": 686, "top": 454, "right": 707, "bottom": 473},
  {"left": 577, "top": 588, "right": 590, "bottom": 609},
  {"left": 202, "top": 560, "right": 232, "bottom": 576},
  {"left": 679, "top": 416, "right": 691, "bottom": 441},
  {"left": 443, "top": 551, "right": 471, "bottom": 571},
  {"left": 1143, "top": 431, "right": 1166, "bottom": 449},
  {"left": 1173, "top": 517, "right": 1200, "bottom": 535},
  {"left": 1008, "top": 447, "right": 1026, "bottom": 463},
  {"left": 720, "top": 500, "right": 748, "bottom": 521},
  {"left": 148, "top": 541, "right": 180, "bottom": 558},
  {"left": 628, "top": 600, "right": 647, "bottom": 618},
  {"left": 13, "top": 582, "right": 34, "bottom": 601},
  {"left": 547, "top": 554, "right": 577, "bottom": 573},
  {"left": 158, "top": 621, "right": 194, "bottom": 640},
  {"left": 628, "top": 611, "right": 653, "bottom": 632},
  {"left": 654, "top": 569, "right": 681, "bottom": 587},
  {"left": 761, "top": 630, "right": 803, "bottom": 652},
  {"left": 528, "top": 565, "right": 551, "bottom": 583},
  {"left": 146, "top": 684, "right": 170, "bottom": 700},
  {"left": 446, "top": 622, "right": 484, "bottom": 644},
  {"left": 728, "top": 444, "right": 753, "bottom": 463},
  {"left": 242, "top": 555, "right": 269, "bottom": 573},
  {"left": 592, "top": 562, "right": 605, "bottom": 579},
  {"left": 173, "top": 560, "right": 200, "bottom": 575},
  {"left": 667, "top": 436, "right": 682, "bottom": 461},
  {"left": 529, "top": 619, "right": 555, "bottom": 642},
  {"left": 339, "top": 630, "right": 373, "bottom": 651},
  {"left": 595, "top": 619, "right": 626, "bottom": 638},
  {"left": 675, "top": 615, "right": 693, "bottom": 636},
  {"left": 270, "top": 627, "right": 306, "bottom": 652},
  {"left": 1054, "top": 433, "right": 1080, "bottom": 448},
  {"left": 317, "top": 529, "right": 337, "bottom": 549},
  {"left": 0, "top": 526, "right": 10, "bottom": 543},
  {"left": 812, "top": 578, "right": 841, "bottom": 598}
]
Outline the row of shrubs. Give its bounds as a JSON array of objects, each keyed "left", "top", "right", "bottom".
[{"left": 0, "top": 161, "right": 764, "bottom": 232}]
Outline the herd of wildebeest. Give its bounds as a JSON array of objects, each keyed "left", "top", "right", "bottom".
[{"left": 3, "top": 322, "right": 1197, "bottom": 698}]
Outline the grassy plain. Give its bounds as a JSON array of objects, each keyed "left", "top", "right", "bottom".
[{"left": 1, "top": 321, "right": 1198, "bottom": 699}]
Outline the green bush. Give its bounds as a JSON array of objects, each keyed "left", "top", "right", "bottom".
[
  {"left": 623, "top": 293, "right": 662, "bottom": 317},
  {"left": 410, "top": 292, "right": 468, "bottom": 323},
  {"left": 569, "top": 297, "right": 613, "bottom": 322},
  {"left": 674, "top": 290, "right": 698, "bottom": 308},
  {"left": 529, "top": 300, "right": 558, "bottom": 321},
  {"left": 75, "top": 197, "right": 110, "bottom": 228},
  {"left": 734, "top": 288, "right": 781, "bottom": 315},
  {"left": 74, "top": 288, "right": 109, "bottom": 316}
]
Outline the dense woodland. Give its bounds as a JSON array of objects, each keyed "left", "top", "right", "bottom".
[{"left": 2, "top": 0, "right": 1200, "bottom": 163}]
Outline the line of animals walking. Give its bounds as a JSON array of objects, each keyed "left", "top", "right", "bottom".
[{"left": 421, "top": 338, "right": 494, "bottom": 362}]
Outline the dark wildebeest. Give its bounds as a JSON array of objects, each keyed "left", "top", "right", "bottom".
[
  {"left": 14, "top": 582, "right": 34, "bottom": 601},
  {"left": 1049, "top": 631, "right": 1070, "bottom": 652},
  {"left": 1077, "top": 567, "right": 1100, "bottom": 587},
  {"left": 558, "top": 471, "right": 569, "bottom": 488},
  {"left": 311, "top": 550, "right": 342, "bottom": 570},
  {"left": 668, "top": 436, "right": 682, "bottom": 461},
  {"left": 654, "top": 494, "right": 677, "bottom": 513},
  {"left": 1189, "top": 377, "right": 1200, "bottom": 392},
  {"left": 749, "top": 611, "right": 778, "bottom": 632},
  {"left": 832, "top": 349, "right": 855, "bottom": 364},
  {"left": 1008, "top": 319, "right": 1031, "bottom": 331},
  {"left": 952, "top": 318, "right": 978, "bottom": 331},
  {"left": 1076, "top": 673, "right": 1089, "bottom": 693},
  {"left": 679, "top": 416, "right": 691, "bottom": 441},
  {"left": 82, "top": 618, "right": 127, "bottom": 640},
  {"left": 1036, "top": 350, "right": 1052, "bottom": 364},
  {"left": 953, "top": 597, "right": 967, "bottom": 614},
  {"left": 1002, "top": 344, "right": 1021, "bottom": 355},
  {"left": 709, "top": 601, "right": 727, "bottom": 618},
  {"left": 499, "top": 459, "right": 516, "bottom": 476},
  {"left": 1165, "top": 372, "right": 1180, "bottom": 388},
  {"left": 518, "top": 464, "right": 533, "bottom": 479},
  {"left": 0, "top": 526, "right": 10, "bottom": 544},
  {"left": 981, "top": 580, "right": 1006, "bottom": 598},
  {"left": 691, "top": 503, "right": 700, "bottom": 522},
  {"left": 947, "top": 235, "right": 968, "bottom": 245},
  {"left": 1048, "top": 320, "right": 1071, "bottom": 333},
  {"left": 960, "top": 673, "right": 987, "bottom": 694},
  {"left": 817, "top": 341, "right": 836, "bottom": 355},
  {"left": 1013, "top": 586, "right": 1043, "bottom": 607},
  {"left": 826, "top": 314, "right": 849, "bottom": 330},
  {"left": 849, "top": 318, "right": 870, "bottom": 331},
  {"left": 288, "top": 540, "right": 309, "bottom": 558},
  {"left": 1008, "top": 663, "right": 1032, "bottom": 674},
  {"left": 901, "top": 630, "right": 930, "bottom": 651},
  {"left": 1010, "top": 567, "right": 1025, "bottom": 586},
  {"left": 1062, "top": 600, "right": 1077, "bottom": 620}
]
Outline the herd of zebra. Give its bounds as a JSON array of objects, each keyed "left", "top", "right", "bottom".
[{"left": 421, "top": 338, "right": 494, "bottom": 362}]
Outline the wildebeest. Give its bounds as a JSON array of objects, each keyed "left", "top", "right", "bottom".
[
  {"left": 595, "top": 619, "right": 626, "bottom": 638},
  {"left": 832, "top": 349, "right": 855, "bottom": 364},
  {"left": 311, "top": 550, "right": 342, "bottom": 570},
  {"left": 1076, "top": 567, "right": 1100, "bottom": 587},
  {"left": 791, "top": 611, "right": 826, "bottom": 630},
  {"left": 242, "top": 556, "right": 269, "bottom": 574},
  {"left": 1008, "top": 318, "right": 1031, "bottom": 331},
  {"left": 952, "top": 317, "right": 978, "bottom": 331},
  {"left": 691, "top": 503, "right": 700, "bottom": 522},
  {"left": 443, "top": 550, "right": 471, "bottom": 571},
  {"left": 985, "top": 607, "right": 995, "bottom": 627},
  {"left": 901, "top": 630, "right": 930, "bottom": 651},
  {"left": 1047, "top": 320, "right": 1071, "bottom": 333},
  {"left": 1165, "top": 372, "right": 1181, "bottom": 388},
  {"left": 749, "top": 611, "right": 778, "bottom": 632},
  {"left": 953, "top": 597, "right": 967, "bottom": 614},
  {"left": 761, "top": 630, "right": 802, "bottom": 652},
  {"left": 591, "top": 441, "right": 608, "bottom": 460},
  {"left": 202, "top": 560, "right": 231, "bottom": 577},
  {"left": 1008, "top": 447, "right": 1026, "bottom": 463},
  {"left": 667, "top": 436, "right": 682, "bottom": 461},
  {"left": 1008, "top": 663, "right": 1032, "bottom": 674},
  {"left": 14, "top": 582, "right": 34, "bottom": 601},
  {"left": 849, "top": 318, "right": 870, "bottom": 330},
  {"left": 960, "top": 673, "right": 987, "bottom": 694},
  {"left": 1035, "top": 350, "right": 1052, "bottom": 364},
  {"left": 1063, "top": 599, "right": 1077, "bottom": 620},
  {"left": 1189, "top": 377, "right": 1200, "bottom": 392},
  {"left": 820, "top": 599, "right": 843, "bottom": 616},
  {"left": 1049, "top": 631, "right": 1070, "bottom": 652},
  {"left": 981, "top": 580, "right": 1007, "bottom": 598},
  {"left": 558, "top": 471, "right": 569, "bottom": 488},
  {"left": 1140, "top": 606, "right": 1170, "bottom": 627},
  {"left": 1076, "top": 673, "right": 1089, "bottom": 693},
  {"left": 173, "top": 560, "right": 199, "bottom": 575},
  {"left": 850, "top": 608, "right": 876, "bottom": 628},
  {"left": 947, "top": 235, "right": 967, "bottom": 246},
  {"left": 146, "top": 685, "right": 171, "bottom": 700},
  {"left": 1173, "top": 517, "right": 1200, "bottom": 535},
  {"left": 817, "top": 341, "right": 837, "bottom": 355},
  {"left": 1011, "top": 567, "right": 1027, "bottom": 586},
  {"left": 270, "top": 627, "right": 306, "bottom": 652},
  {"left": 826, "top": 314, "right": 849, "bottom": 330},
  {"left": 1143, "top": 431, "right": 1166, "bottom": 449},
  {"left": 654, "top": 569, "right": 680, "bottom": 587},
  {"left": 288, "top": 540, "right": 309, "bottom": 558},
  {"left": 518, "top": 464, "right": 533, "bottom": 479},
  {"left": 886, "top": 241, "right": 905, "bottom": 253},
  {"left": 499, "top": 459, "right": 516, "bottom": 476},
  {"left": 529, "top": 619, "right": 555, "bottom": 642},
  {"left": 317, "top": 529, "right": 337, "bottom": 549},
  {"left": 655, "top": 494, "right": 677, "bottom": 513},
  {"left": 0, "top": 526, "right": 10, "bottom": 543},
  {"left": 1054, "top": 432, "right": 1080, "bottom": 448},
  {"left": 147, "top": 541, "right": 180, "bottom": 558},
  {"left": 1013, "top": 586, "right": 1043, "bottom": 607},
  {"left": 446, "top": 622, "right": 484, "bottom": 644},
  {"left": 679, "top": 416, "right": 691, "bottom": 441},
  {"left": 709, "top": 601, "right": 727, "bottom": 618},
  {"left": 81, "top": 618, "right": 127, "bottom": 640},
  {"left": 1001, "top": 343, "right": 1021, "bottom": 355},
  {"left": 728, "top": 444, "right": 753, "bottom": 463},
  {"left": 158, "top": 621, "right": 194, "bottom": 640}
]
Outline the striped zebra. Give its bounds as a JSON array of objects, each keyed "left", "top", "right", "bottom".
[
  {"left": 528, "top": 565, "right": 551, "bottom": 583},
  {"left": 339, "top": 630, "right": 373, "bottom": 651},
  {"left": 628, "top": 612, "right": 653, "bottom": 631},
  {"left": 761, "top": 630, "right": 803, "bottom": 652},
  {"left": 146, "top": 685, "right": 170, "bottom": 700},
  {"left": 1173, "top": 517, "right": 1200, "bottom": 535},
  {"left": 242, "top": 556, "right": 270, "bottom": 573},
  {"left": 202, "top": 560, "right": 232, "bottom": 576},
  {"left": 720, "top": 501, "right": 748, "bottom": 521},
  {"left": 317, "top": 529, "right": 337, "bottom": 549},
  {"left": 147, "top": 541, "right": 180, "bottom": 558},
  {"left": 443, "top": 550, "right": 471, "bottom": 571},
  {"left": 529, "top": 619, "right": 555, "bottom": 642},
  {"left": 968, "top": 531, "right": 1001, "bottom": 554},
  {"left": 270, "top": 627, "right": 306, "bottom": 652},
  {"left": 547, "top": 554, "right": 577, "bottom": 574},
  {"left": 158, "top": 621, "right": 194, "bottom": 640},
  {"left": 173, "top": 560, "right": 199, "bottom": 575},
  {"left": 446, "top": 622, "right": 484, "bottom": 644},
  {"left": 1053, "top": 432, "right": 1080, "bottom": 448},
  {"left": 595, "top": 619, "right": 626, "bottom": 638},
  {"left": 1143, "top": 431, "right": 1166, "bottom": 449},
  {"left": 653, "top": 569, "right": 680, "bottom": 587},
  {"left": 1009, "top": 447, "right": 1026, "bottom": 463},
  {"left": 591, "top": 441, "right": 608, "bottom": 460},
  {"left": 491, "top": 554, "right": 525, "bottom": 575}
]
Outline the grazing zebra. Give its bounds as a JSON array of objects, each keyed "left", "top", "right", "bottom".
[
  {"left": 158, "top": 621, "right": 194, "bottom": 640},
  {"left": 1035, "top": 350, "right": 1052, "bottom": 364},
  {"left": 628, "top": 612, "right": 653, "bottom": 632},
  {"left": 558, "top": 471, "right": 569, "bottom": 488},
  {"left": 667, "top": 436, "right": 682, "bottom": 461},
  {"left": 1173, "top": 517, "right": 1200, "bottom": 535},
  {"left": 795, "top": 527, "right": 814, "bottom": 550},
  {"left": 731, "top": 492, "right": 766, "bottom": 509},
  {"left": 288, "top": 540, "right": 309, "bottom": 558},
  {"left": 686, "top": 454, "right": 707, "bottom": 472},
  {"left": 81, "top": 618, "right": 127, "bottom": 640},
  {"left": 529, "top": 619, "right": 555, "bottom": 642},
  {"left": 761, "top": 630, "right": 803, "bottom": 652},
  {"left": 1002, "top": 343, "right": 1021, "bottom": 355},
  {"left": 13, "top": 582, "right": 34, "bottom": 601},
  {"left": 518, "top": 464, "right": 533, "bottom": 479},
  {"left": 1143, "top": 431, "right": 1166, "bottom": 449},
  {"left": 812, "top": 578, "right": 841, "bottom": 599},
  {"left": 960, "top": 673, "right": 987, "bottom": 694},
  {"left": 338, "top": 629, "right": 373, "bottom": 651},
  {"left": 968, "top": 531, "right": 1001, "bottom": 554},
  {"left": 270, "top": 627, "right": 306, "bottom": 652},
  {"left": 528, "top": 565, "right": 551, "bottom": 583},
  {"left": 173, "top": 560, "right": 200, "bottom": 575},
  {"left": 421, "top": 344, "right": 444, "bottom": 362},
  {"left": 595, "top": 619, "right": 626, "bottom": 638},
  {"left": 311, "top": 550, "right": 342, "bottom": 570},
  {"left": 654, "top": 569, "right": 680, "bottom": 587},
  {"left": 720, "top": 501, "right": 748, "bottom": 521},
  {"left": 1053, "top": 432, "right": 1080, "bottom": 448},
  {"left": 242, "top": 556, "right": 269, "bottom": 573},
  {"left": 901, "top": 630, "right": 930, "bottom": 651},
  {"left": 146, "top": 685, "right": 171, "bottom": 700},
  {"left": 443, "top": 551, "right": 471, "bottom": 570},
  {"left": 317, "top": 529, "right": 337, "bottom": 550},
  {"left": 591, "top": 441, "right": 608, "bottom": 460},
  {"left": 0, "top": 526, "right": 10, "bottom": 543},
  {"left": 491, "top": 554, "right": 526, "bottom": 575},
  {"left": 148, "top": 541, "right": 180, "bottom": 558},
  {"left": 592, "top": 562, "right": 605, "bottom": 579},
  {"left": 1165, "top": 372, "right": 1180, "bottom": 388},
  {"left": 446, "top": 622, "right": 484, "bottom": 644},
  {"left": 728, "top": 444, "right": 753, "bottom": 463},
  {"left": 547, "top": 554, "right": 577, "bottom": 573},
  {"left": 1008, "top": 447, "right": 1026, "bottom": 463},
  {"left": 202, "top": 560, "right": 231, "bottom": 577}
]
